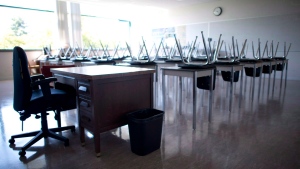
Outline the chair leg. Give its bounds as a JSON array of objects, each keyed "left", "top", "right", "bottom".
[
  {"left": 19, "top": 131, "right": 44, "bottom": 156},
  {"left": 47, "top": 130, "right": 69, "bottom": 146},
  {"left": 9, "top": 111, "right": 74, "bottom": 157},
  {"left": 54, "top": 110, "right": 62, "bottom": 128},
  {"left": 10, "top": 130, "right": 40, "bottom": 140},
  {"left": 50, "top": 126, "right": 75, "bottom": 133}
]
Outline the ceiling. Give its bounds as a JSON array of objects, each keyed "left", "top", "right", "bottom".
[{"left": 63, "top": 0, "right": 221, "bottom": 9}]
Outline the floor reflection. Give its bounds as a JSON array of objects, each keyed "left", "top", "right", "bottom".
[{"left": 1, "top": 74, "right": 300, "bottom": 169}]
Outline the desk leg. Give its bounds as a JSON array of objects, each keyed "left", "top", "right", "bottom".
[
  {"left": 285, "top": 60, "right": 288, "bottom": 87},
  {"left": 280, "top": 61, "right": 284, "bottom": 89},
  {"left": 94, "top": 133, "right": 101, "bottom": 157},
  {"left": 179, "top": 76, "right": 182, "bottom": 115},
  {"left": 154, "top": 65, "right": 158, "bottom": 108},
  {"left": 268, "top": 63, "right": 271, "bottom": 97},
  {"left": 229, "top": 67, "right": 234, "bottom": 112},
  {"left": 258, "top": 65, "right": 262, "bottom": 100},
  {"left": 162, "top": 70, "right": 165, "bottom": 112},
  {"left": 252, "top": 65, "right": 256, "bottom": 101},
  {"left": 239, "top": 68, "right": 244, "bottom": 108},
  {"left": 209, "top": 69, "right": 214, "bottom": 122},
  {"left": 80, "top": 126, "right": 85, "bottom": 146},
  {"left": 273, "top": 63, "right": 277, "bottom": 96},
  {"left": 244, "top": 74, "right": 247, "bottom": 93},
  {"left": 193, "top": 73, "right": 197, "bottom": 130}
]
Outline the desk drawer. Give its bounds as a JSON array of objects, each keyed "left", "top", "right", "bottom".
[
  {"left": 79, "top": 110, "right": 94, "bottom": 131},
  {"left": 78, "top": 97, "right": 92, "bottom": 112},
  {"left": 77, "top": 81, "right": 91, "bottom": 96}
]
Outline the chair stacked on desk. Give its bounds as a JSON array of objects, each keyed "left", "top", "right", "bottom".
[
  {"left": 273, "top": 42, "right": 291, "bottom": 89},
  {"left": 213, "top": 36, "right": 247, "bottom": 111},
  {"left": 161, "top": 31, "right": 220, "bottom": 130},
  {"left": 239, "top": 39, "right": 264, "bottom": 101}
]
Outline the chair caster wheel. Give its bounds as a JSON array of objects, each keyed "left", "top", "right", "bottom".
[
  {"left": 96, "top": 153, "right": 101, "bottom": 157},
  {"left": 9, "top": 138, "right": 15, "bottom": 144},
  {"left": 19, "top": 150, "right": 26, "bottom": 157},
  {"left": 64, "top": 140, "right": 69, "bottom": 146}
]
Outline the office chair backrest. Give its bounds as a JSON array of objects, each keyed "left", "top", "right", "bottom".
[{"left": 12, "top": 46, "right": 32, "bottom": 111}]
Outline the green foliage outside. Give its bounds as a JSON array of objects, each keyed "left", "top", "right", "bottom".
[{"left": 0, "top": 17, "right": 53, "bottom": 49}]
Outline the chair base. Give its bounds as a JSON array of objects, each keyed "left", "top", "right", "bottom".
[
  {"left": 9, "top": 111, "right": 75, "bottom": 157},
  {"left": 9, "top": 125, "right": 75, "bottom": 157}
]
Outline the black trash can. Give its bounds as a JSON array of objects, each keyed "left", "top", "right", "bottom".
[{"left": 127, "top": 108, "right": 164, "bottom": 156}]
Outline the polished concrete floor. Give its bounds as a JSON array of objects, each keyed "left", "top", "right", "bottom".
[{"left": 1, "top": 72, "right": 300, "bottom": 169}]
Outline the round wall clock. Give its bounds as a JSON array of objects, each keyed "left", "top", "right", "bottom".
[{"left": 213, "top": 7, "right": 222, "bottom": 16}]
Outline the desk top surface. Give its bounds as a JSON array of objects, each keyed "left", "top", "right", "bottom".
[{"left": 51, "top": 65, "right": 155, "bottom": 80}]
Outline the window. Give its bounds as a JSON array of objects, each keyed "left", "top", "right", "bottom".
[
  {"left": 81, "top": 16, "right": 130, "bottom": 49},
  {"left": 0, "top": 0, "right": 131, "bottom": 50},
  {"left": 0, "top": 0, "right": 55, "bottom": 49},
  {"left": 80, "top": 4, "right": 131, "bottom": 50}
]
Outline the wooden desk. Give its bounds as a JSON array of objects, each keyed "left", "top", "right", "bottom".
[
  {"left": 51, "top": 65, "right": 155, "bottom": 157},
  {"left": 40, "top": 59, "right": 91, "bottom": 67},
  {"left": 161, "top": 67, "right": 215, "bottom": 130},
  {"left": 115, "top": 63, "right": 158, "bottom": 108},
  {"left": 216, "top": 64, "right": 244, "bottom": 111}
]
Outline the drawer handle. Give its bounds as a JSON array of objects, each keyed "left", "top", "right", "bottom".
[
  {"left": 80, "top": 101, "right": 89, "bottom": 107},
  {"left": 78, "top": 86, "right": 87, "bottom": 92},
  {"left": 81, "top": 115, "right": 91, "bottom": 122}
]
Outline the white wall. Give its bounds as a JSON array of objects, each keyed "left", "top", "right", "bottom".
[
  {"left": 0, "top": 50, "right": 42, "bottom": 80},
  {"left": 155, "top": 0, "right": 300, "bottom": 80}
]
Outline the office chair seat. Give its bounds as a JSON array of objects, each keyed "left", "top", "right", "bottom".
[{"left": 29, "top": 89, "right": 69, "bottom": 112}]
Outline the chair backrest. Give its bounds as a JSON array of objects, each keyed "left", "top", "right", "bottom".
[
  {"left": 41, "top": 65, "right": 75, "bottom": 78},
  {"left": 13, "top": 46, "right": 32, "bottom": 111}
]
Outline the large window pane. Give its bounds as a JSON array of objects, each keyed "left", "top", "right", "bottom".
[
  {"left": 0, "top": 0, "right": 55, "bottom": 49},
  {"left": 81, "top": 16, "right": 130, "bottom": 49}
]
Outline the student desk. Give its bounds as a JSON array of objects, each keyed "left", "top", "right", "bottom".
[
  {"left": 161, "top": 66, "right": 215, "bottom": 130},
  {"left": 276, "top": 59, "right": 289, "bottom": 88},
  {"left": 51, "top": 65, "right": 155, "bottom": 157},
  {"left": 261, "top": 59, "right": 277, "bottom": 96},
  {"left": 240, "top": 61, "right": 263, "bottom": 100}
]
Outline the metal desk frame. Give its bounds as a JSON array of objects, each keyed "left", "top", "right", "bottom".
[
  {"left": 161, "top": 67, "right": 215, "bottom": 130},
  {"left": 216, "top": 64, "right": 244, "bottom": 111}
]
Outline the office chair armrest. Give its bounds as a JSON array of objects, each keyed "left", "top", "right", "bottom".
[
  {"left": 31, "top": 74, "right": 45, "bottom": 81},
  {"left": 31, "top": 77, "right": 57, "bottom": 87},
  {"left": 31, "top": 77, "right": 57, "bottom": 99}
]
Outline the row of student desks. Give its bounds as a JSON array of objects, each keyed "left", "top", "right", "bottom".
[{"left": 50, "top": 59, "right": 288, "bottom": 157}]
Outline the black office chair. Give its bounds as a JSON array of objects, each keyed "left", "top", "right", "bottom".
[{"left": 8, "top": 46, "right": 76, "bottom": 157}]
